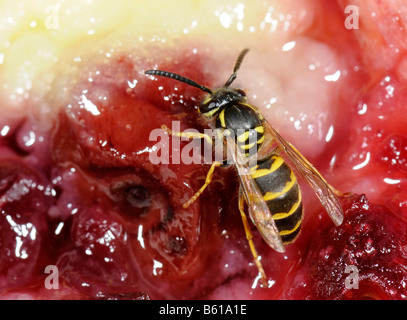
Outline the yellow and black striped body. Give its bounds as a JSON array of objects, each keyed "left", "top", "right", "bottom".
[
  {"left": 215, "top": 103, "right": 265, "bottom": 158},
  {"left": 213, "top": 101, "right": 303, "bottom": 245},
  {"left": 249, "top": 153, "right": 303, "bottom": 244}
]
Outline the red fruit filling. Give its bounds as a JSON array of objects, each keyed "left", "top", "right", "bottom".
[
  {"left": 1, "top": 1, "right": 407, "bottom": 300},
  {"left": 286, "top": 194, "right": 407, "bottom": 300}
]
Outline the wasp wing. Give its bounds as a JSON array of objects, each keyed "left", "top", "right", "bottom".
[
  {"left": 225, "top": 134, "right": 285, "bottom": 253},
  {"left": 263, "top": 121, "right": 344, "bottom": 226}
]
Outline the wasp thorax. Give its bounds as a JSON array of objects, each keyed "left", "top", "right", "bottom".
[{"left": 199, "top": 88, "right": 247, "bottom": 117}]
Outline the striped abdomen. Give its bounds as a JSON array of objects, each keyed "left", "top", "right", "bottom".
[{"left": 250, "top": 154, "right": 303, "bottom": 245}]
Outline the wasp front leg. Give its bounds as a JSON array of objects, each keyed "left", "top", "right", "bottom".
[
  {"left": 238, "top": 187, "right": 268, "bottom": 288},
  {"left": 161, "top": 124, "right": 214, "bottom": 145}
]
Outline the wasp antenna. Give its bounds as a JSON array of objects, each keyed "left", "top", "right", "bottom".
[
  {"left": 224, "top": 48, "right": 249, "bottom": 87},
  {"left": 233, "top": 48, "right": 250, "bottom": 73},
  {"left": 145, "top": 70, "right": 212, "bottom": 94}
]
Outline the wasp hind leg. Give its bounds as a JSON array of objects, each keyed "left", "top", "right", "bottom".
[{"left": 238, "top": 187, "right": 268, "bottom": 288}]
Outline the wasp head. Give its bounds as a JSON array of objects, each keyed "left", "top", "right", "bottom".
[{"left": 199, "top": 88, "right": 247, "bottom": 118}]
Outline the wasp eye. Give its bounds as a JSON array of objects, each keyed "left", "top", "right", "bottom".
[{"left": 200, "top": 99, "right": 219, "bottom": 114}]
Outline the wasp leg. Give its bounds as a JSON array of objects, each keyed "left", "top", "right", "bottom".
[
  {"left": 183, "top": 161, "right": 222, "bottom": 208},
  {"left": 161, "top": 124, "right": 214, "bottom": 145},
  {"left": 160, "top": 124, "right": 221, "bottom": 208},
  {"left": 238, "top": 187, "right": 268, "bottom": 288}
]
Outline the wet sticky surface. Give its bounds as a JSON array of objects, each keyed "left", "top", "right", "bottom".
[{"left": 1, "top": 0, "right": 407, "bottom": 299}]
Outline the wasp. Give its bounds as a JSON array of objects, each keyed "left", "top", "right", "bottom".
[{"left": 145, "top": 49, "right": 344, "bottom": 286}]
